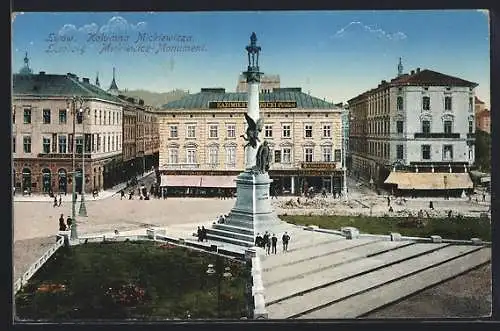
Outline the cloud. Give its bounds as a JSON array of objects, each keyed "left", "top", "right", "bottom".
[
  {"left": 57, "top": 16, "right": 147, "bottom": 36},
  {"left": 332, "top": 21, "right": 407, "bottom": 41},
  {"left": 476, "top": 9, "right": 489, "bottom": 17},
  {"left": 29, "top": 41, "right": 34, "bottom": 45}
]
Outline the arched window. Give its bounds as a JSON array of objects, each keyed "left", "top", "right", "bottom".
[{"left": 22, "top": 168, "right": 31, "bottom": 192}]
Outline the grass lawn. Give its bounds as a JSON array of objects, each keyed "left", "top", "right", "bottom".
[
  {"left": 15, "top": 241, "right": 250, "bottom": 321},
  {"left": 280, "top": 215, "right": 491, "bottom": 241}
]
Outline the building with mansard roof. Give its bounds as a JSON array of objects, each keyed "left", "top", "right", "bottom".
[{"left": 348, "top": 60, "right": 477, "bottom": 196}]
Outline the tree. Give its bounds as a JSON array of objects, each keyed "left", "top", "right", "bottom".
[{"left": 475, "top": 129, "right": 491, "bottom": 172}]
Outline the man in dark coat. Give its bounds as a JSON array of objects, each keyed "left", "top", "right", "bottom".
[
  {"left": 201, "top": 226, "right": 207, "bottom": 242},
  {"left": 282, "top": 232, "right": 290, "bottom": 252},
  {"left": 197, "top": 226, "right": 202, "bottom": 242},
  {"left": 255, "top": 233, "right": 263, "bottom": 247},
  {"left": 66, "top": 216, "right": 73, "bottom": 229},
  {"left": 264, "top": 232, "right": 271, "bottom": 255},
  {"left": 271, "top": 234, "right": 278, "bottom": 254},
  {"left": 58, "top": 214, "right": 66, "bottom": 231}
]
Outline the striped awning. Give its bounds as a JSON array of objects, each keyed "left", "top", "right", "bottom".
[
  {"left": 200, "top": 176, "right": 236, "bottom": 188},
  {"left": 384, "top": 172, "right": 473, "bottom": 190},
  {"left": 159, "top": 175, "right": 237, "bottom": 188}
]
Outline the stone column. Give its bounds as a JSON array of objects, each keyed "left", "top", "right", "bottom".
[
  {"left": 245, "top": 81, "right": 261, "bottom": 170},
  {"left": 291, "top": 176, "right": 295, "bottom": 195}
]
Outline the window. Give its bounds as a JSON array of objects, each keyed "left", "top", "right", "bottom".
[
  {"left": 444, "top": 120, "right": 453, "bottom": 134},
  {"left": 322, "top": 146, "right": 332, "bottom": 162},
  {"left": 422, "top": 120, "right": 431, "bottom": 133},
  {"left": 59, "top": 135, "right": 67, "bottom": 153},
  {"left": 304, "top": 124, "right": 313, "bottom": 138},
  {"left": 187, "top": 149, "right": 197, "bottom": 164},
  {"left": 469, "top": 97, "right": 474, "bottom": 112},
  {"left": 334, "top": 149, "right": 341, "bottom": 162},
  {"left": 23, "top": 136, "right": 31, "bottom": 153},
  {"left": 396, "top": 121, "right": 404, "bottom": 134},
  {"left": 282, "top": 148, "right": 291, "bottom": 163},
  {"left": 274, "top": 150, "right": 281, "bottom": 163},
  {"left": 108, "top": 112, "right": 111, "bottom": 125},
  {"left": 469, "top": 120, "right": 474, "bottom": 133},
  {"left": 76, "top": 111, "right": 83, "bottom": 124},
  {"left": 43, "top": 109, "right": 51, "bottom": 124},
  {"left": 282, "top": 124, "right": 291, "bottom": 138},
  {"left": 170, "top": 125, "right": 178, "bottom": 138},
  {"left": 396, "top": 144, "right": 404, "bottom": 160},
  {"left": 209, "top": 125, "right": 218, "bottom": 138},
  {"left": 113, "top": 112, "right": 115, "bottom": 125},
  {"left": 443, "top": 145, "right": 453, "bottom": 160},
  {"left": 187, "top": 125, "right": 196, "bottom": 138},
  {"left": 42, "top": 137, "right": 51, "bottom": 153},
  {"left": 444, "top": 96, "right": 452, "bottom": 111},
  {"left": 107, "top": 136, "right": 110, "bottom": 152},
  {"left": 99, "top": 110, "right": 102, "bottom": 125},
  {"left": 421, "top": 145, "right": 431, "bottom": 160},
  {"left": 304, "top": 148, "right": 313, "bottom": 162},
  {"left": 208, "top": 147, "right": 218, "bottom": 165},
  {"left": 264, "top": 125, "right": 273, "bottom": 138},
  {"left": 12, "top": 136, "right": 15, "bottom": 153},
  {"left": 76, "top": 136, "right": 83, "bottom": 154},
  {"left": 323, "top": 124, "right": 331, "bottom": 138},
  {"left": 112, "top": 136, "right": 115, "bottom": 151},
  {"left": 422, "top": 96, "right": 430, "bottom": 111},
  {"left": 23, "top": 108, "right": 31, "bottom": 124},
  {"left": 57, "top": 110, "right": 66, "bottom": 124},
  {"left": 96, "top": 134, "right": 101, "bottom": 152},
  {"left": 226, "top": 146, "right": 236, "bottom": 166},
  {"left": 168, "top": 148, "right": 179, "bottom": 164},
  {"left": 469, "top": 146, "right": 474, "bottom": 160},
  {"left": 94, "top": 110, "right": 97, "bottom": 124},
  {"left": 397, "top": 96, "right": 404, "bottom": 110},
  {"left": 104, "top": 112, "right": 107, "bottom": 125},
  {"left": 226, "top": 124, "right": 236, "bottom": 138}
]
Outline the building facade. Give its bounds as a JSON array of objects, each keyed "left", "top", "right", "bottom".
[
  {"left": 348, "top": 67, "right": 477, "bottom": 188},
  {"left": 157, "top": 87, "right": 344, "bottom": 195},
  {"left": 476, "top": 109, "right": 491, "bottom": 133},
  {"left": 12, "top": 71, "right": 124, "bottom": 194},
  {"left": 236, "top": 74, "right": 280, "bottom": 93}
]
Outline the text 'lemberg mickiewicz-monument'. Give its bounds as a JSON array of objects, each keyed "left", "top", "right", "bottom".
[{"left": 205, "top": 33, "right": 285, "bottom": 248}]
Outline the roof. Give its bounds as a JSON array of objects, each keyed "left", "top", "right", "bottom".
[
  {"left": 475, "top": 96, "right": 485, "bottom": 104},
  {"left": 348, "top": 69, "right": 478, "bottom": 103},
  {"left": 12, "top": 72, "right": 123, "bottom": 104},
  {"left": 160, "top": 87, "right": 337, "bottom": 110}
]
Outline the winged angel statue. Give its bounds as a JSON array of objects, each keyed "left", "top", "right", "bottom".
[{"left": 241, "top": 113, "right": 264, "bottom": 148}]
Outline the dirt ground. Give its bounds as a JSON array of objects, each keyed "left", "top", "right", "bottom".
[{"left": 364, "top": 263, "right": 492, "bottom": 318}]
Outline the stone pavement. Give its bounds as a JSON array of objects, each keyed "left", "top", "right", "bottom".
[
  {"left": 253, "top": 228, "right": 491, "bottom": 319},
  {"left": 12, "top": 171, "right": 155, "bottom": 203}
]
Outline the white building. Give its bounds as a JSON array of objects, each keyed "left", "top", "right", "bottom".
[{"left": 348, "top": 64, "right": 476, "bottom": 194}]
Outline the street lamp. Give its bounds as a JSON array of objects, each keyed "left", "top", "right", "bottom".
[
  {"left": 66, "top": 96, "right": 85, "bottom": 241},
  {"left": 79, "top": 107, "right": 91, "bottom": 217},
  {"left": 341, "top": 109, "right": 349, "bottom": 200},
  {"left": 206, "top": 258, "right": 232, "bottom": 318}
]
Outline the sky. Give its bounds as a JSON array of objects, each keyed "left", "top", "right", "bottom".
[{"left": 12, "top": 10, "right": 490, "bottom": 107}]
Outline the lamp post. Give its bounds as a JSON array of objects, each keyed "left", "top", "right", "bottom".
[
  {"left": 66, "top": 96, "right": 85, "bottom": 241},
  {"left": 341, "top": 109, "right": 349, "bottom": 200},
  {"left": 206, "top": 257, "right": 232, "bottom": 318},
  {"left": 79, "top": 107, "right": 91, "bottom": 217}
]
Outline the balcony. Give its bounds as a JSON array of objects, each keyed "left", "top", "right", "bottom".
[
  {"left": 414, "top": 132, "right": 460, "bottom": 139},
  {"left": 270, "top": 163, "right": 298, "bottom": 171},
  {"left": 300, "top": 161, "right": 338, "bottom": 170},
  {"left": 160, "top": 163, "right": 200, "bottom": 170},
  {"left": 37, "top": 153, "right": 91, "bottom": 159}
]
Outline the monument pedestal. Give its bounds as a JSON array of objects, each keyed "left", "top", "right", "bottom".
[{"left": 207, "top": 170, "right": 285, "bottom": 247}]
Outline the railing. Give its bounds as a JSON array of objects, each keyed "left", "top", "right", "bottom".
[
  {"left": 37, "top": 153, "right": 92, "bottom": 159},
  {"left": 14, "top": 235, "right": 65, "bottom": 294},
  {"left": 161, "top": 163, "right": 200, "bottom": 170},
  {"left": 414, "top": 133, "right": 461, "bottom": 139}
]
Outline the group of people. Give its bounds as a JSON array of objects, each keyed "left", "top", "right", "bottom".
[
  {"left": 255, "top": 231, "right": 291, "bottom": 255},
  {"left": 197, "top": 226, "right": 208, "bottom": 242},
  {"left": 122, "top": 183, "right": 164, "bottom": 200},
  {"left": 58, "top": 214, "right": 73, "bottom": 231}
]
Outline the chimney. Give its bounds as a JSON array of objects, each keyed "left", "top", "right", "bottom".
[
  {"left": 39, "top": 71, "right": 45, "bottom": 75},
  {"left": 416, "top": 67, "right": 421, "bottom": 73},
  {"left": 410, "top": 70, "right": 415, "bottom": 75},
  {"left": 82, "top": 77, "right": 90, "bottom": 83}
]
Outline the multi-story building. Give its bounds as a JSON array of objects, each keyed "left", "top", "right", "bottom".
[
  {"left": 157, "top": 86, "right": 344, "bottom": 196},
  {"left": 12, "top": 68, "right": 124, "bottom": 194},
  {"left": 348, "top": 64, "right": 477, "bottom": 193},
  {"left": 236, "top": 74, "right": 280, "bottom": 93},
  {"left": 476, "top": 109, "right": 491, "bottom": 133}
]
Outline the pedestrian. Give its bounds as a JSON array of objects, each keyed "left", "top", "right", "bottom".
[
  {"left": 263, "top": 231, "right": 270, "bottom": 251},
  {"left": 255, "top": 233, "right": 262, "bottom": 247},
  {"left": 482, "top": 193, "right": 486, "bottom": 202},
  {"left": 271, "top": 233, "right": 277, "bottom": 254},
  {"left": 282, "top": 232, "right": 290, "bottom": 252},
  {"left": 58, "top": 194, "right": 62, "bottom": 207},
  {"left": 201, "top": 226, "right": 207, "bottom": 242},
  {"left": 264, "top": 233, "right": 271, "bottom": 255},
  {"left": 387, "top": 196, "right": 391, "bottom": 207},
  {"left": 58, "top": 214, "right": 66, "bottom": 231},
  {"left": 66, "top": 216, "right": 72, "bottom": 229},
  {"left": 120, "top": 189, "right": 125, "bottom": 200},
  {"left": 197, "top": 226, "right": 202, "bottom": 242},
  {"left": 429, "top": 201, "right": 434, "bottom": 210},
  {"left": 53, "top": 196, "right": 58, "bottom": 208},
  {"left": 129, "top": 190, "right": 133, "bottom": 200}
]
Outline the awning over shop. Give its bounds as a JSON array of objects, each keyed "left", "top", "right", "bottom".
[
  {"left": 384, "top": 172, "right": 473, "bottom": 190},
  {"left": 200, "top": 176, "right": 237, "bottom": 188},
  {"left": 160, "top": 175, "right": 202, "bottom": 187}
]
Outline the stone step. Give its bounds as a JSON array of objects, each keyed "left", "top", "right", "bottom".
[
  {"left": 261, "top": 237, "right": 378, "bottom": 271},
  {"left": 299, "top": 247, "right": 491, "bottom": 318},
  {"left": 263, "top": 240, "right": 412, "bottom": 286},
  {"left": 205, "top": 233, "right": 254, "bottom": 247},
  {"left": 212, "top": 223, "right": 254, "bottom": 235},
  {"left": 265, "top": 242, "right": 448, "bottom": 305},
  {"left": 206, "top": 228, "right": 254, "bottom": 242},
  {"left": 266, "top": 244, "right": 482, "bottom": 318}
]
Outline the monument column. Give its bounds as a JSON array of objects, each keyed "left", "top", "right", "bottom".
[{"left": 291, "top": 176, "right": 295, "bottom": 195}]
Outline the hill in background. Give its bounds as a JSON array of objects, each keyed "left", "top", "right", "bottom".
[{"left": 120, "top": 89, "right": 190, "bottom": 108}]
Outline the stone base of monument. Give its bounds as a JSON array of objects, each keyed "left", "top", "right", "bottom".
[{"left": 206, "top": 170, "right": 286, "bottom": 248}]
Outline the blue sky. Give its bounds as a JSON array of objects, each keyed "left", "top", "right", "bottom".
[{"left": 12, "top": 10, "right": 490, "bottom": 106}]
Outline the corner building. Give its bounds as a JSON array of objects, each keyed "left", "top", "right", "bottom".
[{"left": 157, "top": 87, "right": 344, "bottom": 196}]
